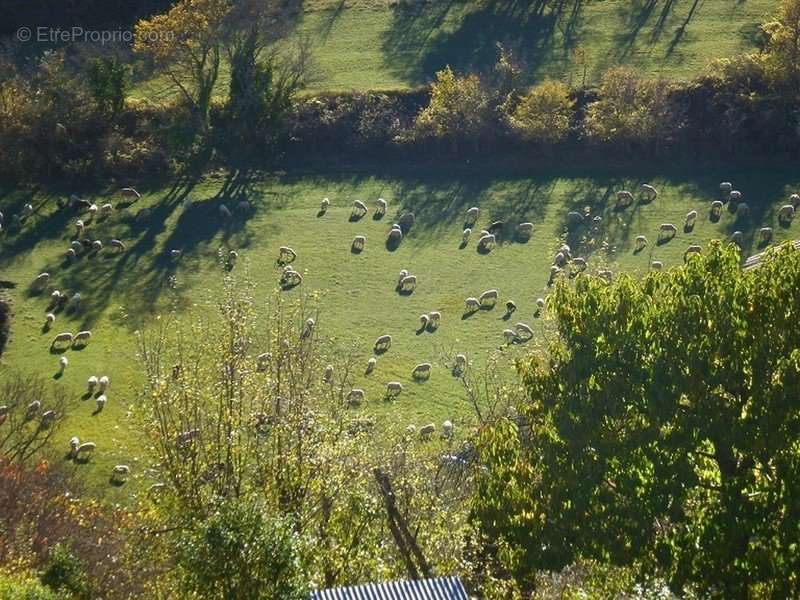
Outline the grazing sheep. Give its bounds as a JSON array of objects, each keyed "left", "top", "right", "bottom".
[
  {"left": 730, "top": 190, "right": 742, "bottom": 203},
  {"left": 21, "top": 203, "right": 33, "bottom": 217},
  {"left": 26, "top": 401, "right": 41, "bottom": 418},
  {"left": 278, "top": 246, "right": 297, "bottom": 264},
  {"left": 502, "top": 329, "right": 517, "bottom": 343},
  {"left": 465, "top": 206, "right": 480, "bottom": 225},
  {"left": 318, "top": 198, "right": 330, "bottom": 213},
  {"left": 69, "top": 437, "right": 80, "bottom": 458},
  {"left": 616, "top": 190, "right": 634, "bottom": 208},
  {"left": 460, "top": 228, "right": 471, "bottom": 244},
  {"left": 566, "top": 211, "right": 586, "bottom": 228},
  {"left": 387, "top": 228, "right": 403, "bottom": 243},
  {"left": 33, "top": 272, "right": 50, "bottom": 289},
  {"left": 95, "top": 394, "right": 107, "bottom": 410},
  {"left": 120, "top": 187, "right": 141, "bottom": 200},
  {"left": 553, "top": 252, "right": 567, "bottom": 267},
  {"left": 736, "top": 202, "right": 750, "bottom": 218},
  {"left": 91, "top": 240, "right": 102, "bottom": 252},
  {"left": 98, "top": 375, "right": 109, "bottom": 392},
  {"left": 549, "top": 265, "right": 563, "bottom": 284},
  {"left": 256, "top": 352, "right": 272, "bottom": 372},
  {"left": 719, "top": 182, "right": 732, "bottom": 197},
  {"left": 88, "top": 204, "right": 98, "bottom": 217},
  {"left": 374, "top": 334, "right": 393, "bottom": 351},
  {"left": 412, "top": 362, "right": 432, "bottom": 379},
  {"left": 572, "top": 257, "right": 587, "bottom": 272},
  {"left": 442, "top": 420, "right": 454, "bottom": 438},
  {"left": 75, "top": 442, "right": 96, "bottom": 459},
  {"left": 51, "top": 332, "right": 74, "bottom": 348},
  {"left": 100, "top": 203, "right": 113, "bottom": 215},
  {"left": 488, "top": 220, "right": 504, "bottom": 235},
  {"left": 386, "top": 381, "right": 403, "bottom": 397},
  {"left": 170, "top": 249, "right": 182, "bottom": 260},
  {"left": 399, "top": 275, "right": 417, "bottom": 291},
  {"left": 464, "top": 297, "right": 480, "bottom": 312},
  {"left": 479, "top": 289, "right": 498, "bottom": 306},
  {"left": 505, "top": 300, "right": 517, "bottom": 314},
  {"left": 45, "top": 313, "right": 56, "bottom": 328},
  {"left": 684, "top": 245, "right": 702, "bottom": 262},
  {"left": 419, "top": 314, "right": 430, "bottom": 328},
  {"left": 110, "top": 239, "right": 126, "bottom": 251},
  {"left": 376, "top": 198, "right": 387, "bottom": 215},
  {"left": 634, "top": 235, "right": 648, "bottom": 252},
  {"left": 559, "top": 243, "right": 572, "bottom": 259},
  {"left": 366, "top": 357, "right": 377, "bottom": 373},
  {"left": 790, "top": 193, "right": 800, "bottom": 209},
  {"left": 515, "top": 322, "right": 534, "bottom": 339},
  {"left": 111, "top": 465, "right": 130, "bottom": 482},
  {"left": 70, "top": 240, "right": 83, "bottom": 254},
  {"left": 710, "top": 200, "right": 724, "bottom": 218},
  {"left": 730, "top": 231, "right": 744, "bottom": 246},
  {"left": 352, "top": 235, "right": 366, "bottom": 251},
  {"left": 50, "top": 290, "right": 63, "bottom": 303},
  {"left": 405, "top": 425, "right": 416, "bottom": 436},
  {"left": 685, "top": 210, "right": 698, "bottom": 227},
  {"left": 517, "top": 222, "right": 534, "bottom": 237},
  {"left": 219, "top": 204, "right": 232, "bottom": 219},
  {"left": 281, "top": 268, "right": 302, "bottom": 287},
  {"left": 347, "top": 388, "right": 365, "bottom": 406},
  {"left": 75, "top": 219, "right": 85, "bottom": 236},
  {"left": 419, "top": 423, "right": 436, "bottom": 438},
  {"left": 640, "top": 183, "right": 658, "bottom": 201},
  {"left": 73, "top": 330, "right": 92, "bottom": 345},
  {"left": 778, "top": 204, "right": 795, "bottom": 222},
  {"left": 454, "top": 354, "right": 467, "bottom": 370},
  {"left": 536, "top": 297, "right": 546, "bottom": 309},
  {"left": 323, "top": 364, "right": 334, "bottom": 383},
  {"left": 302, "top": 318, "right": 315, "bottom": 339},
  {"left": 87, "top": 375, "right": 98, "bottom": 393},
  {"left": 41, "top": 409, "right": 56, "bottom": 424},
  {"left": 398, "top": 212, "right": 416, "bottom": 232},
  {"left": 428, "top": 311, "right": 441, "bottom": 326},
  {"left": 651, "top": 261, "right": 664, "bottom": 270},
  {"left": 351, "top": 200, "right": 368, "bottom": 217},
  {"left": 397, "top": 269, "right": 409, "bottom": 286},
  {"left": 598, "top": 269, "right": 613, "bottom": 282},
  {"left": 66, "top": 248, "right": 76, "bottom": 260},
  {"left": 759, "top": 227, "right": 773, "bottom": 243},
  {"left": 658, "top": 223, "right": 678, "bottom": 241},
  {"left": 59, "top": 356, "right": 68, "bottom": 374},
  {"left": 477, "top": 233, "right": 496, "bottom": 251}
]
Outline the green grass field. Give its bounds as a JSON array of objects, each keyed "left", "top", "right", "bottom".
[
  {"left": 1, "top": 163, "right": 798, "bottom": 498},
  {"left": 130, "top": 0, "right": 775, "bottom": 100}
]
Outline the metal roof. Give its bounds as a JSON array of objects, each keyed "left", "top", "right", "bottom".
[
  {"left": 744, "top": 239, "right": 800, "bottom": 270},
  {"left": 309, "top": 577, "right": 469, "bottom": 600}
]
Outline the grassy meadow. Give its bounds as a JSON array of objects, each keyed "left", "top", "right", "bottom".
[
  {"left": 1, "top": 163, "right": 798, "bottom": 498},
  {"left": 130, "top": 0, "right": 775, "bottom": 100}
]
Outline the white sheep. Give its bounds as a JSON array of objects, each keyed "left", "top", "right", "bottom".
[
  {"left": 387, "top": 228, "right": 403, "bottom": 243},
  {"left": 33, "top": 272, "right": 50, "bottom": 289},
  {"left": 505, "top": 300, "right": 517, "bottom": 314},
  {"left": 21, "top": 203, "right": 33, "bottom": 216},
  {"left": 111, "top": 465, "right": 129, "bottom": 482},
  {"left": 374, "top": 334, "right": 392, "bottom": 351},
  {"left": 69, "top": 437, "right": 80, "bottom": 458},
  {"left": 366, "top": 357, "right": 377, "bottom": 373},
  {"left": 515, "top": 322, "right": 534, "bottom": 339},
  {"left": 301, "top": 318, "right": 315, "bottom": 339},
  {"left": 406, "top": 425, "right": 416, "bottom": 436},
  {"left": 75, "top": 219, "right": 85, "bottom": 235},
  {"left": 352, "top": 235, "right": 366, "bottom": 251},
  {"left": 710, "top": 200, "right": 723, "bottom": 218},
  {"left": 616, "top": 190, "right": 634, "bottom": 208},
  {"left": 281, "top": 269, "right": 302, "bottom": 287},
  {"left": 59, "top": 356, "right": 68, "bottom": 373},
  {"left": 98, "top": 375, "right": 109, "bottom": 392},
  {"left": 91, "top": 240, "right": 103, "bottom": 252},
  {"left": 465, "top": 206, "right": 480, "bottom": 225},
  {"left": 502, "top": 329, "right": 517, "bottom": 343},
  {"left": 442, "top": 420, "right": 454, "bottom": 438},
  {"left": 37, "top": 409, "right": 54, "bottom": 422},
  {"left": 397, "top": 269, "right": 409, "bottom": 286},
  {"left": 419, "top": 423, "right": 436, "bottom": 438},
  {"left": 412, "top": 362, "right": 432, "bottom": 379},
  {"left": 45, "top": 313, "right": 56, "bottom": 327},
  {"left": 95, "top": 394, "right": 107, "bottom": 411},
  {"left": 73, "top": 330, "right": 92, "bottom": 346},
  {"left": 719, "top": 182, "right": 732, "bottom": 196},
  {"left": 347, "top": 388, "right": 365, "bottom": 406},
  {"left": 120, "top": 187, "right": 141, "bottom": 200},
  {"left": 598, "top": 269, "right": 613, "bottom": 282},
  {"left": 572, "top": 257, "right": 587, "bottom": 272},
  {"left": 419, "top": 314, "right": 430, "bottom": 328},
  {"left": 651, "top": 261, "right": 664, "bottom": 270},
  {"left": 658, "top": 223, "right": 677, "bottom": 241},
  {"left": 536, "top": 297, "right": 546, "bottom": 309},
  {"left": 70, "top": 240, "right": 83, "bottom": 255},
  {"left": 464, "top": 297, "right": 480, "bottom": 312},
  {"left": 553, "top": 251, "right": 567, "bottom": 267},
  {"left": 70, "top": 293, "right": 81, "bottom": 306},
  {"left": 640, "top": 183, "right": 658, "bottom": 201},
  {"left": 51, "top": 332, "right": 74, "bottom": 348},
  {"left": 399, "top": 275, "right": 417, "bottom": 291},
  {"left": 685, "top": 210, "right": 698, "bottom": 227},
  {"left": 87, "top": 375, "right": 98, "bottom": 393},
  {"left": 634, "top": 235, "right": 648, "bottom": 252},
  {"left": 454, "top": 354, "right": 467, "bottom": 370},
  {"left": 66, "top": 248, "right": 76, "bottom": 260},
  {"left": 51, "top": 290, "right": 62, "bottom": 303},
  {"left": 386, "top": 381, "right": 403, "bottom": 397},
  {"left": 477, "top": 233, "right": 496, "bottom": 251},
  {"left": 26, "top": 400, "right": 41, "bottom": 417},
  {"left": 110, "top": 239, "right": 126, "bottom": 251},
  {"left": 759, "top": 227, "right": 773, "bottom": 243},
  {"left": 320, "top": 197, "right": 330, "bottom": 212},
  {"left": 351, "top": 200, "right": 368, "bottom": 217},
  {"left": 517, "top": 222, "right": 534, "bottom": 237},
  {"left": 428, "top": 311, "right": 441, "bottom": 326},
  {"left": 461, "top": 228, "right": 471, "bottom": 244},
  {"left": 736, "top": 202, "right": 750, "bottom": 218},
  {"left": 479, "top": 289, "right": 498, "bottom": 306},
  {"left": 790, "top": 193, "right": 800, "bottom": 209},
  {"left": 278, "top": 246, "right": 297, "bottom": 264},
  {"left": 730, "top": 231, "right": 744, "bottom": 246},
  {"left": 323, "top": 364, "right": 334, "bottom": 383},
  {"left": 684, "top": 245, "right": 702, "bottom": 262},
  {"left": 100, "top": 203, "right": 113, "bottom": 215},
  {"left": 88, "top": 204, "right": 98, "bottom": 216},
  {"left": 730, "top": 190, "right": 742, "bottom": 203},
  {"left": 778, "top": 204, "right": 795, "bottom": 222},
  {"left": 256, "top": 352, "right": 272, "bottom": 372},
  {"left": 75, "top": 442, "right": 96, "bottom": 459},
  {"left": 376, "top": 198, "right": 387, "bottom": 215},
  {"left": 219, "top": 204, "right": 232, "bottom": 219},
  {"left": 566, "top": 211, "right": 585, "bottom": 226}
]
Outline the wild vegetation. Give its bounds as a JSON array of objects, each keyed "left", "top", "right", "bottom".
[{"left": 1, "top": 0, "right": 800, "bottom": 597}]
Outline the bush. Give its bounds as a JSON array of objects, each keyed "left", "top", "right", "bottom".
[
  {"left": 40, "top": 545, "right": 91, "bottom": 600},
  {"left": 0, "top": 572, "right": 59, "bottom": 600},
  {"left": 508, "top": 79, "right": 575, "bottom": 145}
]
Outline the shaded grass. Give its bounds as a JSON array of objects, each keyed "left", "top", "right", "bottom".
[{"left": 0, "top": 162, "right": 798, "bottom": 497}]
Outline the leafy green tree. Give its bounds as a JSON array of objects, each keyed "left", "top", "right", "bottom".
[
  {"left": 0, "top": 572, "right": 59, "bottom": 600},
  {"left": 508, "top": 79, "right": 574, "bottom": 145},
  {"left": 40, "top": 544, "right": 92, "bottom": 599},
  {"left": 413, "top": 66, "right": 491, "bottom": 153},
  {"left": 474, "top": 242, "right": 800, "bottom": 598},
  {"left": 762, "top": 0, "right": 800, "bottom": 92},
  {"left": 86, "top": 58, "right": 128, "bottom": 118}
]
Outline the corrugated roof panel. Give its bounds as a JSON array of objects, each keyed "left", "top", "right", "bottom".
[{"left": 310, "top": 577, "right": 468, "bottom": 600}]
